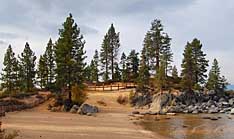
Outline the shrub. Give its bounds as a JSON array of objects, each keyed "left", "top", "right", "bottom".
[
  {"left": 117, "top": 95, "right": 128, "bottom": 105},
  {"left": 71, "top": 84, "right": 87, "bottom": 105},
  {"left": 0, "top": 130, "right": 19, "bottom": 139},
  {"left": 97, "top": 100, "right": 107, "bottom": 106}
]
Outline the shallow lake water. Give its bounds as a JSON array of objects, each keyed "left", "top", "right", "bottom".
[{"left": 139, "top": 114, "right": 234, "bottom": 139}]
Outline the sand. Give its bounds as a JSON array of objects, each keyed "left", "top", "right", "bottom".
[{"left": 1, "top": 89, "right": 158, "bottom": 139}]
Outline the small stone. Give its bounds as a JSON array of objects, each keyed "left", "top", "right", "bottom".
[
  {"left": 210, "top": 117, "right": 218, "bottom": 120},
  {"left": 86, "top": 113, "right": 92, "bottom": 116},
  {"left": 132, "top": 111, "right": 140, "bottom": 114},
  {"left": 166, "top": 113, "right": 176, "bottom": 116}
]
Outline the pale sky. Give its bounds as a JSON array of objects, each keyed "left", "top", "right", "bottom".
[{"left": 0, "top": 0, "right": 233, "bottom": 84}]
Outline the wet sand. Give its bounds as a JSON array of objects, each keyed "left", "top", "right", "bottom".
[
  {"left": 1, "top": 90, "right": 156, "bottom": 139},
  {"left": 139, "top": 114, "right": 234, "bottom": 139}
]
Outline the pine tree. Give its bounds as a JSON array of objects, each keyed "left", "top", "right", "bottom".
[
  {"left": 120, "top": 52, "right": 128, "bottom": 82},
  {"left": 100, "top": 35, "right": 111, "bottom": 82},
  {"left": 172, "top": 65, "right": 178, "bottom": 79},
  {"left": 206, "top": 59, "right": 228, "bottom": 92},
  {"left": 1, "top": 45, "right": 19, "bottom": 93},
  {"left": 181, "top": 43, "right": 196, "bottom": 91},
  {"left": 90, "top": 50, "right": 99, "bottom": 83},
  {"left": 37, "top": 55, "right": 48, "bottom": 89},
  {"left": 137, "top": 45, "right": 150, "bottom": 89},
  {"left": 127, "top": 50, "right": 139, "bottom": 82},
  {"left": 160, "top": 34, "right": 173, "bottom": 76},
  {"left": 143, "top": 19, "right": 172, "bottom": 75},
  {"left": 19, "top": 42, "right": 37, "bottom": 92},
  {"left": 190, "top": 38, "right": 209, "bottom": 85},
  {"left": 113, "top": 62, "right": 121, "bottom": 82},
  {"left": 44, "top": 38, "right": 56, "bottom": 90},
  {"left": 100, "top": 24, "right": 120, "bottom": 82},
  {"left": 55, "top": 13, "right": 86, "bottom": 100},
  {"left": 108, "top": 24, "right": 120, "bottom": 80}
]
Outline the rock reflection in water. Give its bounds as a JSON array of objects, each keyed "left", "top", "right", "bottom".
[{"left": 140, "top": 114, "right": 234, "bottom": 139}]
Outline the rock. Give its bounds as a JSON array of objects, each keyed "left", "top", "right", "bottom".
[
  {"left": 208, "top": 107, "right": 219, "bottom": 114},
  {"left": 86, "top": 113, "right": 92, "bottom": 116},
  {"left": 202, "top": 116, "right": 211, "bottom": 119},
  {"left": 70, "top": 108, "right": 77, "bottom": 113},
  {"left": 166, "top": 113, "right": 176, "bottom": 116},
  {"left": 183, "top": 110, "right": 189, "bottom": 113},
  {"left": 71, "top": 105, "right": 79, "bottom": 111},
  {"left": 192, "top": 110, "right": 199, "bottom": 114},
  {"left": 219, "top": 98, "right": 226, "bottom": 102},
  {"left": 132, "top": 111, "right": 140, "bottom": 114},
  {"left": 210, "top": 117, "right": 218, "bottom": 120},
  {"left": 229, "top": 98, "right": 234, "bottom": 106},
  {"left": 207, "top": 90, "right": 216, "bottom": 95},
  {"left": 77, "top": 103, "right": 98, "bottom": 115},
  {"left": 149, "top": 93, "right": 174, "bottom": 113},
  {"left": 230, "top": 108, "right": 234, "bottom": 115}
]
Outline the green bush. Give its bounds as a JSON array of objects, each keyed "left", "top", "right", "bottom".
[{"left": 71, "top": 84, "right": 87, "bottom": 105}]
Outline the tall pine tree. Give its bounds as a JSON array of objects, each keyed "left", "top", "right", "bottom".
[
  {"left": 89, "top": 50, "right": 99, "bottom": 83},
  {"left": 206, "top": 59, "right": 228, "bottom": 92},
  {"left": 19, "top": 42, "right": 37, "bottom": 92},
  {"left": 55, "top": 13, "right": 86, "bottom": 100},
  {"left": 37, "top": 55, "right": 48, "bottom": 89},
  {"left": 137, "top": 45, "right": 150, "bottom": 89},
  {"left": 127, "top": 50, "right": 139, "bottom": 82},
  {"left": 1, "top": 45, "right": 19, "bottom": 93},
  {"left": 100, "top": 24, "right": 120, "bottom": 81},
  {"left": 44, "top": 38, "right": 56, "bottom": 89},
  {"left": 120, "top": 52, "right": 128, "bottom": 82}
]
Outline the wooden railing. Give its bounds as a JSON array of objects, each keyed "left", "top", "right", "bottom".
[{"left": 86, "top": 82, "right": 137, "bottom": 91}]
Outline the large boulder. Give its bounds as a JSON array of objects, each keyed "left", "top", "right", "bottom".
[
  {"left": 149, "top": 93, "right": 174, "bottom": 113},
  {"left": 77, "top": 104, "right": 98, "bottom": 115},
  {"left": 230, "top": 108, "right": 234, "bottom": 115}
]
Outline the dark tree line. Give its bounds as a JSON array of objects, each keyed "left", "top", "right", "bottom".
[{"left": 1, "top": 15, "right": 228, "bottom": 101}]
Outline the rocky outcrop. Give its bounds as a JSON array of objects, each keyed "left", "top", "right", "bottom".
[
  {"left": 77, "top": 103, "right": 99, "bottom": 115},
  {"left": 149, "top": 93, "right": 174, "bottom": 113},
  {"left": 141, "top": 90, "right": 234, "bottom": 115}
]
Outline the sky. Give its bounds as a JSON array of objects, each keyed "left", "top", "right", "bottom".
[{"left": 0, "top": 0, "right": 234, "bottom": 84}]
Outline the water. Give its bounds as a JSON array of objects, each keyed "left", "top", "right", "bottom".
[{"left": 139, "top": 114, "right": 234, "bottom": 139}]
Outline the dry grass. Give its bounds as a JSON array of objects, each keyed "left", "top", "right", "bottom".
[{"left": 117, "top": 95, "right": 129, "bottom": 105}]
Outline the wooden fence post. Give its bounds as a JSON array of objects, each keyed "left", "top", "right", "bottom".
[
  {"left": 111, "top": 83, "right": 112, "bottom": 91},
  {"left": 118, "top": 84, "right": 119, "bottom": 91},
  {"left": 103, "top": 83, "right": 104, "bottom": 91}
]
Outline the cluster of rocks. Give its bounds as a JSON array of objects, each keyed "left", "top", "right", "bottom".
[
  {"left": 48, "top": 98, "right": 98, "bottom": 116},
  {"left": 134, "top": 89, "right": 234, "bottom": 115}
]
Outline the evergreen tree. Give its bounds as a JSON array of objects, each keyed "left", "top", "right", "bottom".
[
  {"left": 55, "top": 13, "right": 86, "bottom": 100},
  {"left": 172, "top": 65, "right": 178, "bottom": 79},
  {"left": 120, "top": 52, "right": 128, "bottom": 82},
  {"left": 181, "top": 39, "right": 209, "bottom": 91},
  {"left": 37, "top": 55, "right": 48, "bottom": 89},
  {"left": 127, "top": 50, "right": 139, "bottom": 82},
  {"left": 160, "top": 34, "right": 173, "bottom": 76},
  {"left": 206, "top": 59, "right": 228, "bottom": 92},
  {"left": 1, "top": 45, "right": 19, "bottom": 93},
  {"left": 113, "top": 62, "right": 121, "bottom": 82},
  {"left": 44, "top": 38, "right": 56, "bottom": 89},
  {"left": 19, "top": 42, "right": 37, "bottom": 92},
  {"left": 181, "top": 43, "right": 196, "bottom": 91},
  {"left": 137, "top": 45, "right": 150, "bottom": 89},
  {"left": 90, "top": 50, "right": 99, "bottom": 83},
  {"left": 144, "top": 19, "right": 171, "bottom": 74},
  {"left": 190, "top": 38, "right": 209, "bottom": 85},
  {"left": 100, "top": 24, "right": 120, "bottom": 81}
]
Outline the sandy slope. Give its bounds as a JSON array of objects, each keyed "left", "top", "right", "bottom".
[{"left": 1, "top": 90, "right": 158, "bottom": 139}]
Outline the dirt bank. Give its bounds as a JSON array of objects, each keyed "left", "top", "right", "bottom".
[{"left": 1, "top": 90, "right": 160, "bottom": 139}]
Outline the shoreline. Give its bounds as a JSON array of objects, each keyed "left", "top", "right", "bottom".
[{"left": 1, "top": 91, "right": 158, "bottom": 139}]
